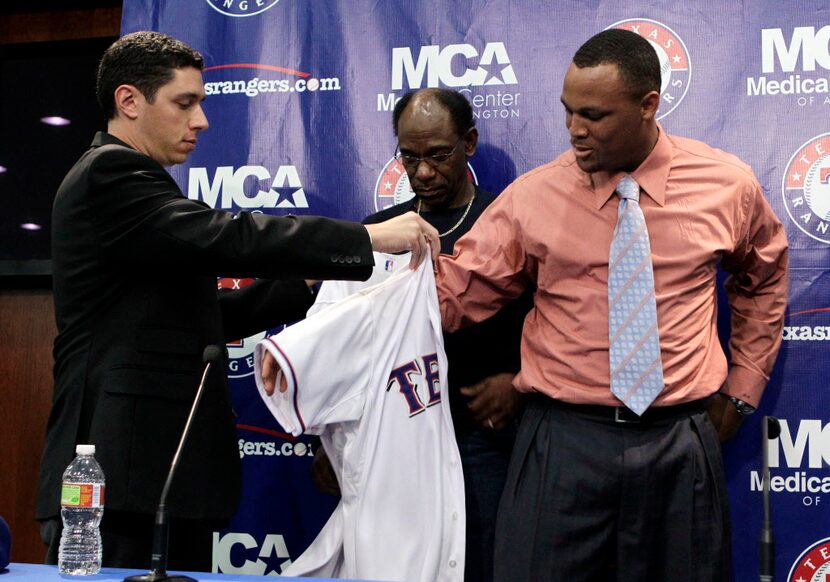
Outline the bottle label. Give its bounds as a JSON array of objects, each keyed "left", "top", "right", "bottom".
[{"left": 61, "top": 483, "right": 105, "bottom": 508}]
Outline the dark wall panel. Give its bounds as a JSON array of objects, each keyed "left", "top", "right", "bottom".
[{"left": 0, "top": 288, "right": 56, "bottom": 563}]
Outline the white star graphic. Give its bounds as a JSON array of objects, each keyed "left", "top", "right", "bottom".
[{"left": 792, "top": 172, "right": 802, "bottom": 183}]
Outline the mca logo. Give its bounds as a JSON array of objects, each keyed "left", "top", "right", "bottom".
[
  {"left": 206, "top": 0, "right": 280, "bottom": 17},
  {"left": 378, "top": 42, "right": 522, "bottom": 119},
  {"left": 390, "top": 42, "right": 517, "bottom": 91},
  {"left": 607, "top": 19, "right": 691, "bottom": 120},
  {"left": 373, "top": 158, "right": 478, "bottom": 213},
  {"left": 762, "top": 26, "right": 830, "bottom": 73},
  {"left": 189, "top": 165, "right": 308, "bottom": 210},
  {"left": 787, "top": 537, "right": 830, "bottom": 581},
  {"left": 213, "top": 531, "right": 291, "bottom": 575},
  {"left": 782, "top": 133, "right": 830, "bottom": 244}
]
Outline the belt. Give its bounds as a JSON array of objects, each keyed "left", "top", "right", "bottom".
[{"left": 550, "top": 398, "right": 705, "bottom": 424}]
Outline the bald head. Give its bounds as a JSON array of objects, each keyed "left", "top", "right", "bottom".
[{"left": 393, "top": 88, "right": 474, "bottom": 138}]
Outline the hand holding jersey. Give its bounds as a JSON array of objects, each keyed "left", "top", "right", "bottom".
[
  {"left": 364, "top": 211, "right": 440, "bottom": 269},
  {"left": 259, "top": 352, "right": 285, "bottom": 396}
]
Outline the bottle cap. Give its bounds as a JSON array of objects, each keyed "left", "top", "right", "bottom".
[{"left": 76, "top": 444, "right": 95, "bottom": 455}]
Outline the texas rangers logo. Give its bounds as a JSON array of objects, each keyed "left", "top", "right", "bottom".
[
  {"left": 782, "top": 133, "right": 830, "bottom": 244},
  {"left": 218, "top": 277, "right": 283, "bottom": 378},
  {"left": 373, "top": 158, "right": 478, "bottom": 212},
  {"left": 788, "top": 537, "right": 830, "bottom": 581},
  {"left": 783, "top": 304, "right": 830, "bottom": 341},
  {"left": 206, "top": 0, "right": 281, "bottom": 17},
  {"left": 387, "top": 354, "right": 441, "bottom": 417},
  {"left": 608, "top": 19, "right": 691, "bottom": 120}
]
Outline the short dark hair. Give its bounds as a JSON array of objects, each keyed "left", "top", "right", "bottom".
[
  {"left": 392, "top": 88, "right": 475, "bottom": 138},
  {"left": 97, "top": 31, "right": 204, "bottom": 119},
  {"left": 572, "top": 29, "right": 661, "bottom": 100}
]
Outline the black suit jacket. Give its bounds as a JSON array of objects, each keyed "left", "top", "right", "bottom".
[{"left": 36, "top": 132, "right": 373, "bottom": 520}]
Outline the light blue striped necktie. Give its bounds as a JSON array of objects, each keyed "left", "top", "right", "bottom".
[{"left": 608, "top": 175, "right": 665, "bottom": 415}]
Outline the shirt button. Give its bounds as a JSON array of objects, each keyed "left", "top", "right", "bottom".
[
  {"left": 452, "top": 512, "right": 458, "bottom": 520},
  {"left": 449, "top": 560, "right": 457, "bottom": 568}
]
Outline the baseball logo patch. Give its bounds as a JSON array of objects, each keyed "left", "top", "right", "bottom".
[
  {"left": 788, "top": 536, "right": 830, "bottom": 581},
  {"left": 373, "top": 158, "right": 478, "bottom": 213},
  {"left": 782, "top": 133, "right": 830, "bottom": 244},
  {"left": 607, "top": 18, "right": 691, "bottom": 120}
]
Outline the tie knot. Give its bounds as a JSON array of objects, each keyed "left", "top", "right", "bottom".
[{"left": 616, "top": 175, "right": 640, "bottom": 202}]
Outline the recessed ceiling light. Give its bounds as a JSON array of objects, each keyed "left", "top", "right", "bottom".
[
  {"left": 0, "top": 166, "right": 6, "bottom": 173},
  {"left": 20, "top": 223, "right": 42, "bottom": 231},
  {"left": 41, "top": 116, "right": 71, "bottom": 126}
]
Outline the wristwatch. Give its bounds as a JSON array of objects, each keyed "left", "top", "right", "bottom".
[{"left": 720, "top": 393, "right": 756, "bottom": 416}]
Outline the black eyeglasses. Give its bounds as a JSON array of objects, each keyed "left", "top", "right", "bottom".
[{"left": 394, "top": 135, "right": 465, "bottom": 169}]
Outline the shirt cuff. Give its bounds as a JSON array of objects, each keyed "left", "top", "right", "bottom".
[{"left": 719, "top": 363, "right": 769, "bottom": 407}]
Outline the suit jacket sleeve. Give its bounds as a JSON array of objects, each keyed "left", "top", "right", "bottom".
[
  {"left": 86, "top": 145, "right": 373, "bottom": 281},
  {"left": 219, "top": 278, "right": 316, "bottom": 341}
]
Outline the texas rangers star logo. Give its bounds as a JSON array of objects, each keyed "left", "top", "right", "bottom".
[
  {"left": 373, "top": 158, "right": 478, "bottom": 213},
  {"left": 788, "top": 536, "right": 830, "bottom": 581},
  {"left": 205, "top": 0, "right": 281, "bottom": 17},
  {"left": 607, "top": 18, "right": 691, "bottom": 120},
  {"left": 218, "top": 277, "right": 284, "bottom": 378},
  {"left": 783, "top": 133, "right": 830, "bottom": 244}
]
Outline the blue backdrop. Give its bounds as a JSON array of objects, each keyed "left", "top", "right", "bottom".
[{"left": 122, "top": 1, "right": 830, "bottom": 579}]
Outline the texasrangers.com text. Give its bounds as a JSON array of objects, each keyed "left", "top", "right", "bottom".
[
  {"left": 238, "top": 438, "right": 317, "bottom": 459},
  {"left": 205, "top": 76, "right": 341, "bottom": 97}
]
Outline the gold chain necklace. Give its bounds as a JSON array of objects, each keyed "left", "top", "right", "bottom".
[{"left": 416, "top": 191, "right": 476, "bottom": 238}]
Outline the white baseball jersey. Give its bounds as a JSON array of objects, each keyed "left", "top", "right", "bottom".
[{"left": 254, "top": 253, "right": 466, "bottom": 582}]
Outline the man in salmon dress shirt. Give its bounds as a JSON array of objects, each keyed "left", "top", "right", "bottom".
[{"left": 435, "top": 29, "right": 789, "bottom": 581}]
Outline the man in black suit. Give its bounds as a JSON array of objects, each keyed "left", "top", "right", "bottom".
[{"left": 36, "top": 31, "right": 438, "bottom": 572}]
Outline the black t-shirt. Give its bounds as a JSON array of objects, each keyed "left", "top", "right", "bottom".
[{"left": 364, "top": 187, "right": 532, "bottom": 430}]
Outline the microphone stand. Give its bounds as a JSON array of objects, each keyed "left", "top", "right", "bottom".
[
  {"left": 125, "top": 346, "right": 221, "bottom": 582},
  {"left": 760, "top": 415, "right": 780, "bottom": 582}
]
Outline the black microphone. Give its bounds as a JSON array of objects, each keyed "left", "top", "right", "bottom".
[
  {"left": 125, "top": 345, "right": 224, "bottom": 582},
  {"left": 760, "top": 415, "right": 780, "bottom": 582}
]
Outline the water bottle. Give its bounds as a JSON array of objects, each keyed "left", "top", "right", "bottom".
[{"left": 58, "top": 444, "right": 105, "bottom": 575}]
